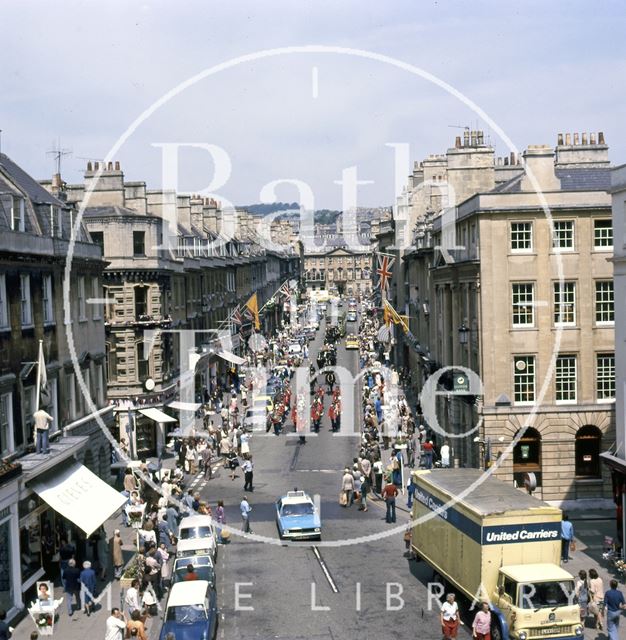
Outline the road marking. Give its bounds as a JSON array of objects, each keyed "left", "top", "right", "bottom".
[
  {"left": 312, "top": 546, "right": 339, "bottom": 593},
  {"left": 297, "top": 469, "right": 338, "bottom": 474}
]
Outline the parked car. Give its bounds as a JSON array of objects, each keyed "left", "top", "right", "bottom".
[
  {"left": 171, "top": 555, "right": 216, "bottom": 588},
  {"left": 176, "top": 536, "right": 217, "bottom": 563},
  {"left": 159, "top": 580, "right": 218, "bottom": 640},
  {"left": 275, "top": 490, "right": 322, "bottom": 541},
  {"left": 178, "top": 515, "right": 218, "bottom": 546}
]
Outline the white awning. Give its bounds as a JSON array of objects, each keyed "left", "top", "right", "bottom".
[
  {"left": 218, "top": 351, "right": 246, "bottom": 365},
  {"left": 167, "top": 401, "right": 201, "bottom": 411},
  {"left": 138, "top": 407, "right": 177, "bottom": 423},
  {"left": 30, "top": 462, "right": 127, "bottom": 537}
]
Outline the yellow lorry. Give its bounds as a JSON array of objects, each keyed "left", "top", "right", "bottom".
[{"left": 410, "top": 469, "right": 583, "bottom": 640}]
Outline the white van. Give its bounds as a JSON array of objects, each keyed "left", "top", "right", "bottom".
[
  {"left": 178, "top": 515, "right": 218, "bottom": 559},
  {"left": 176, "top": 536, "right": 217, "bottom": 563}
]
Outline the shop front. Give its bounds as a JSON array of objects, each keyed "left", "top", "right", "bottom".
[
  {"left": 0, "top": 475, "right": 21, "bottom": 621},
  {"left": 12, "top": 437, "right": 126, "bottom": 618}
]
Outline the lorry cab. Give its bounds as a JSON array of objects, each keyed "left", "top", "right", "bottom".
[{"left": 494, "top": 565, "right": 582, "bottom": 640}]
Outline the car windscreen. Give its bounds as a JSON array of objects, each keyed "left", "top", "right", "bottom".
[
  {"left": 281, "top": 503, "right": 314, "bottom": 517},
  {"left": 175, "top": 556, "right": 212, "bottom": 569},
  {"left": 174, "top": 565, "right": 215, "bottom": 583},
  {"left": 518, "top": 580, "right": 575, "bottom": 609},
  {"left": 166, "top": 604, "right": 208, "bottom": 623},
  {"left": 180, "top": 526, "right": 213, "bottom": 539}
]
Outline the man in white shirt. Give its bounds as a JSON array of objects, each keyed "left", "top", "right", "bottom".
[
  {"left": 105, "top": 607, "right": 126, "bottom": 640},
  {"left": 440, "top": 441, "right": 451, "bottom": 468},
  {"left": 33, "top": 408, "right": 53, "bottom": 454},
  {"left": 240, "top": 496, "right": 253, "bottom": 533}
]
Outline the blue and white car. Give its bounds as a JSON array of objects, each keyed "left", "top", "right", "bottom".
[
  {"left": 275, "top": 490, "right": 321, "bottom": 541},
  {"left": 159, "top": 580, "right": 218, "bottom": 640}
]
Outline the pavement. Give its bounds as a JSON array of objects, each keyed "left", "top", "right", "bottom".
[{"left": 10, "top": 313, "right": 624, "bottom": 640}]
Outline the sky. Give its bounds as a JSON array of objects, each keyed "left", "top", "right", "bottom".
[{"left": 1, "top": 1, "right": 625, "bottom": 209}]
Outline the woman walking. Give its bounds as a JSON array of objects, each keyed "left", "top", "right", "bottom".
[
  {"left": 358, "top": 475, "right": 369, "bottom": 511},
  {"left": 574, "top": 570, "right": 590, "bottom": 624},
  {"left": 215, "top": 499, "right": 226, "bottom": 543},
  {"left": 588, "top": 568, "right": 604, "bottom": 630},
  {"left": 440, "top": 593, "right": 460, "bottom": 640},
  {"left": 112, "top": 529, "right": 124, "bottom": 579}
]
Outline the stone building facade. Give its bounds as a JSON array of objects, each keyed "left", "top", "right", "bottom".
[
  {"left": 304, "top": 247, "right": 372, "bottom": 296},
  {"left": 62, "top": 162, "right": 299, "bottom": 457},
  {"left": 388, "top": 132, "right": 615, "bottom": 506},
  {"left": 0, "top": 153, "right": 113, "bottom": 618}
]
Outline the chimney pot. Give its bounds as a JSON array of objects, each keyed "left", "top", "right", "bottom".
[
  {"left": 455, "top": 136, "right": 461, "bottom": 148},
  {"left": 463, "top": 130, "right": 470, "bottom": 147},
  {"left": 94, "top": 161, "right": 99, "bottom": 170},
  {"left": 557, "top": 133, "right": 564, "bottom": 145},
  {"left": 581, "top": 132, "right": 588, "bottom": 145},
  {"left": 598, "top": 131, "right": 605, "bottom": 145},
  {"left": 87, "top": 161, "right": 93, "bottom": 171},
  {"left": 470, "top": 131, "right": 477, "bottom": 146},
  {"left": 590, "top": 133, "right": 596, "bottom": 144},
  {"left": 115, "top": 161, "right": 120, "bottom": 170},
  {"left": 565, "top": 133, "right": 571, "bottom": 145},
  {"left": 573, "top": 133, "right": 579, "bottom": 145},
  {"left": 510, "top": 152, "right": 516, "bottom": 165},
  {"left": 504, "top": 157, "right": 509, "bottom": 166}
]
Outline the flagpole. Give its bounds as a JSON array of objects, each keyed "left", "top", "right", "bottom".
[
  {"left": 258, "top": 278, "right": 291, "bottom": 314},
  {"left": 35, "top": 339, "right": 43, "bottom": 412}
]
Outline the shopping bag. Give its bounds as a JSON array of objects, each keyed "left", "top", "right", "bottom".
[
  {"left": 570, "top": 541, "right": 576, "bottom": 552},
  {"left": 339, "top": 492, "right": 348, "bottom": 506}
]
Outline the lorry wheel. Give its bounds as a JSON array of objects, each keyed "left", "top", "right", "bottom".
[{"left": 490, "top": 622, "right": 503, "bottom": 640}]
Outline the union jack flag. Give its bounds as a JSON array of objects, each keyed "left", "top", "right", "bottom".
[
  {"left": 278, "top": 281, "right": 291, "bottom": 299},
  {"left": 231, "top": 307, "right": 243, "bottom": 326},
  {"left": 376, "top": 253, "right": 395, "bottom": 293}
]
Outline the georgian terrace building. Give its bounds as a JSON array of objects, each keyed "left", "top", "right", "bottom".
[
  {"left": 63, "top": 162, "right": 299, "bottom": 458},
  {"left": 0, "top": 154, "right": 114, "bottom": 619},
  {"left": 408, "top": 136, "right": 615, "bottom": 506}
]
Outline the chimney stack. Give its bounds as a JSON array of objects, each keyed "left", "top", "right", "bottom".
[{"left": 520, "top": 145, "right": 560, "bottom": 192}]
